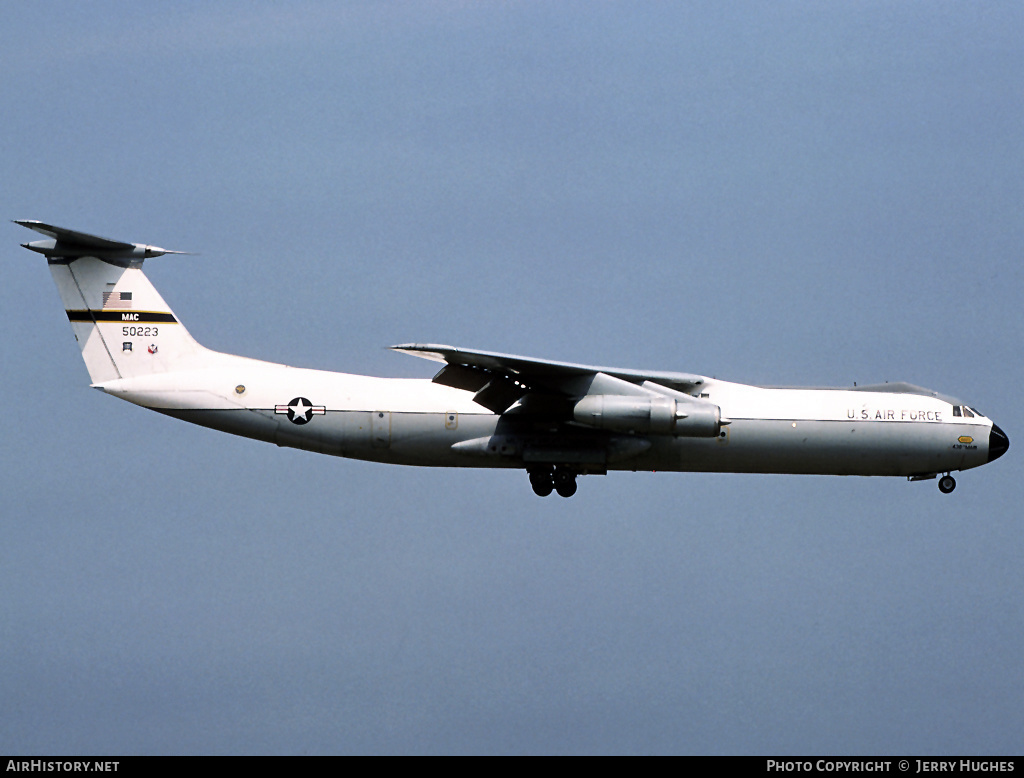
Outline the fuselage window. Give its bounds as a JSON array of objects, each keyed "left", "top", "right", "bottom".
[{"left": 953, "top": 406, "right": 962, "bottom": 417}]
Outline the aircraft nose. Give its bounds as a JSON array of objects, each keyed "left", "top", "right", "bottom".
[{"left": 988, "top": 423, "right": 1009, "bottom": 463}]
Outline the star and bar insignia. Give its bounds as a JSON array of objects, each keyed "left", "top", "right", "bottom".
[{"left": 275, "top": 397, "right": 326, "bottom": 425}]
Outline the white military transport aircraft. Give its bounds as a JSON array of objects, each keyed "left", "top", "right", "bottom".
[{"left": 19, "top": 220, "right": 1008, "bottom": 497}]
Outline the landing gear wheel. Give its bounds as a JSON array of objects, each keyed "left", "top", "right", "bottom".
[
  {"left": 553, "top": 470, "right": 578, "bottom": 498},
  {"left": 938, "top": 475, "right": 956, "bottom": 494},
  {"left": 529, "top": 469, "right": 554, "bottom": 497},
  {"left": 555, "top": 479, "right": 578, "bottom": 498}
]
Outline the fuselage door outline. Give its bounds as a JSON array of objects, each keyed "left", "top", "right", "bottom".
[{"left": 372, "top": 410, "right": 391, "bottom": 449}]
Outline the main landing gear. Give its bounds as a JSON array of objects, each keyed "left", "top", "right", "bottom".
[{"left": 528, "top": 466, "right": 578, "bottom": 498}]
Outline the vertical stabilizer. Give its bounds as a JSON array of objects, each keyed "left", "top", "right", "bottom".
[{"left": 19, "top": 221, "right": 212, "bottom": 384}]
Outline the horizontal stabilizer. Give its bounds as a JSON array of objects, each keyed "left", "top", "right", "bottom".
[{"left": 15, "top": 220, "right": 189, "bottom": 261}]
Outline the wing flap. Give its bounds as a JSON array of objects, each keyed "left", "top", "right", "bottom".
[
  {"left": 431, "top": 363, "right": 491, "bottom": 393},
  {"left": 472, "top": 377, "right": 526, "bottom": 414}
]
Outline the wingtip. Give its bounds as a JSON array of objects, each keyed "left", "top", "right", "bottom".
[
  {"left": 389, "top": 344, "right": 458, "bottom": 363},
  {"left": 391, "top": 342, "right": 457, "bottom": 350}
]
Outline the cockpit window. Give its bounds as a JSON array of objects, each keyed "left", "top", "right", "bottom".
[{"left": 952, "top": 405, "right": 981, "bottom": 418}]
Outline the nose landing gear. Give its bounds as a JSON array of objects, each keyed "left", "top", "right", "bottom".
[
  {"left": 528, "top": 467, "right": 578, "bottom": 498},
  {"left": 938, "top": 474, "right": 956, "bottom": 494}
]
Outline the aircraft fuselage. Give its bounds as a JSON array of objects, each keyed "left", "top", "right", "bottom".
[{"left": 98, "top": 359, "right": 1000, "bottom": 480}]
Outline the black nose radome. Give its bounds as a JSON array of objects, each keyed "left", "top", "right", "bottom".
[{"left": 989, "top": 424, "right": 1009, "bottom": 463}]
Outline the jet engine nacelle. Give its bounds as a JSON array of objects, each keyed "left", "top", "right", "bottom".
[{"left": 572, "top": 394, "right": 721, "bottom": 437}]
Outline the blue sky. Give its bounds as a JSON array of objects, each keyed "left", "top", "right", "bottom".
[{"left": 3, "top": 1, "right": 1022, "bottom": 754}]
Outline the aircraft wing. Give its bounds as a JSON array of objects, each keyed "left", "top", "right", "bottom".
[{"left": 391, "top": 343, "right": 709, "bottom": 413}]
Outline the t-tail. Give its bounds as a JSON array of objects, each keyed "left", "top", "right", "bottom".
[{"left": 17, "top": 220, "right": 215, "bottom": 384}]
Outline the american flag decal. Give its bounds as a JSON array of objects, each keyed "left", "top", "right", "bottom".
[{"left": 102, "top": 291, "right": 133, "bottom": 308}]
